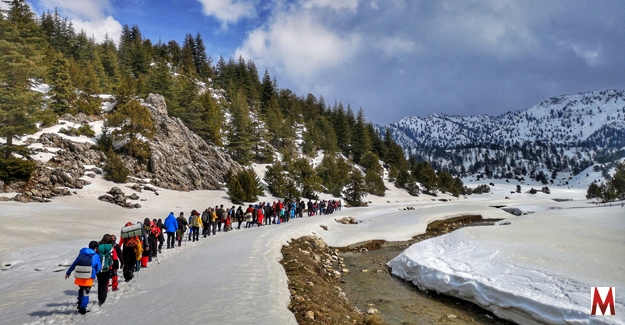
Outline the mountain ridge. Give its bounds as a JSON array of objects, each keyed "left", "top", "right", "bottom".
[{"left": 378, "top": 89, "right": 625, "bottom": 184}]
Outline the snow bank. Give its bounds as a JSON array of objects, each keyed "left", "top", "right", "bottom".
[{"left": 388, "top": 206, "right": 625, "bottom": 325}]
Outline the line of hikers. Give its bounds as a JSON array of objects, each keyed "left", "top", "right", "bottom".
[{"left": 65, "top": 199, "right": 341, "bottom": 314}]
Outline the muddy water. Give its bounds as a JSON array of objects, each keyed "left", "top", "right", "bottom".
[{"left": 340, "top": 223, "right": 515, "bottom": 325}]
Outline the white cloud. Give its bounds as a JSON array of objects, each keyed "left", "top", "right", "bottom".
[
  {"left": 71, "top": 16, "right": 123, "bottom": 44},
  {"left": 378, "top": 37, "right": 418, "bottom": 59},
  {"left": 38, "top": 0, "right": 111, "bottom": 20},
  {"left": 568, "top": 43, "right": 601, "bottom": 66},
  {"left": 303, "top": 0, "right": 358, "bottom": 11},
  {"left": 236, "top": 9, "right": 360, "bottom": 82},
  {"left": 195, "top": 0, "right": 255, "bottom": 27},
  {"left": 35, "top": 0, "right": 122, "bottom": 43},
  {"left": 427, "top": 0, "right": 538, "bottom": 58}
]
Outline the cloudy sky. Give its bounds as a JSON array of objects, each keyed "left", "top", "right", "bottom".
[{"left": 21, "top": 0, "right": 625, "bottom": 124}]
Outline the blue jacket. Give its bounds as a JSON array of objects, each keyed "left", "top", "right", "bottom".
[
  {"left": 164, "top": 213, "right": 178, "bottom": 232},
  {"left": 66, "top": 247, "right": 101, "bottom": 279}
]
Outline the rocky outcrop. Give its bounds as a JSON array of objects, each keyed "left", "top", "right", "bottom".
[
  {"left": 141, "top": 94, "right": 240, "bottom": 191},
  {"left": 335, "top": 216, "right": 358, "bottom": 224},
  {"left": 98, "top": 187, "right": 141, "bottom": 209}
]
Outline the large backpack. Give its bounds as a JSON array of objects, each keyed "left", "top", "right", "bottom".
[
  {"left": 74, "top": 252, "right": 93, "bottom": 279},
  {"left": 201, "top": 211, "right": 210, "bottom": 224},
  {"left": 98, "top": 244, "right": 113, "bottom": 272},
  {"left": 190, "top": 215, "right": 199, "bottom": 227}
]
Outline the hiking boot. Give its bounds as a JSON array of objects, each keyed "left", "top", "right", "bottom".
[
  {"left": 98, "top": 300, "right": 104, "bottom": 306},
  {"left": 78, "top": 308, "right": 87, "bottom": 315}
]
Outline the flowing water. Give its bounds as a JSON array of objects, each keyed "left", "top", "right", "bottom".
[{"left": 339, "top": 218, "right": 515, "bottom": 325}]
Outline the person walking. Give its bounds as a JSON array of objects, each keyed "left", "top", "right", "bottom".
[
  {"left": 110, "top": 235, "right": 122, "bottom": 291},
  {"left": 164, "top": 212, "right": 178, "bottom": 249},
  {"left": 176, "top": 212, "right": 188, "bottom": 247},
  {"left": 96, "top": 234, "right": 113, "bottom": 306},
  {"left": 119, "top": 222, "right": 143, "bottom": 282},
  {"left": 236, "top": 206, "right": 244, "bottom": 229},
  {"left": 65, "top": 241, "right": 101, "bottom": 315},
  {"left": 140, "top": 218, "right": 152, "bottom": 268},
  {"left": 156, "top": 219, "right": 165, "bottom": 253},
  {"left": 189, "top": 210, "right": 202, "bottom": 241},
  {"left": 217, "top": 205, "right": 226, "bottom": 231},
  {"left": 201, "top": 208, "right": 211, "bottom": 237},
  {"left": 245, "top": 205, "right": 254, "bottom": 228}
]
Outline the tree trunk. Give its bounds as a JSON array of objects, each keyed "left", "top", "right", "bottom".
[{"left": 5, "top": 134, "right": 13, "bottom": 159}]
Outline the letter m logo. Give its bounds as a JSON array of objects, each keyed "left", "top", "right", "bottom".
[{"left": 591, "top": 287, "right": 615, "bottom": 316}]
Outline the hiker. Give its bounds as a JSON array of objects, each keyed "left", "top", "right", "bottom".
[
  {"left": 307, "top": 199, "right": 313, "bottom": 216},
  {"left": 176, "top": 212, "right": 188, "bottom": 246},
  {"left": 96, "top": 234, "right": 113, "bottom": 306},
  {"left": 299, "top": 200, "right": 305, "bottom": 218},
  {"left": 140, "top": 218, "right": 152, "bottom": 268},
  {"left": 189, "top": 210, "right": 202, "bottom": 241},
  {"left": 119, "top": 222, "right": 143, "bottom": 282},
  {"left": 245, "top": 205, "right": 254, "bottom": 228},
  {"left": 164, "top": 212, "right": 177, "bottom": 249},
  {"left": 110, "top": 235, "right": 122, "bottom": 291},
  {"left": 236, "top": 206, "right": 244, "bottom": 229},
  {"left": 65, "top": 240, "right": 101, "bottom": 315},
  {"left": 257, "top": 204, "right": 264, "bottom": 226},
  {"left": 201, "top": 208, "right": 211, "bottom": 237},
  {"left": 217, "top": 205, "right": 226, "bottom": 231},
  {"left": 155, "top": 219, "right": 165, "bottom": 253},
  {"left": 209, "top": 207, "right": 218, "bottom": 235}
]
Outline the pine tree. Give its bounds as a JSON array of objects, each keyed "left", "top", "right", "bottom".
[
  {"left": 98, "top": 35, "right": 121, "bottom": 90},
  {"left": 227, "top": 168, "right": 264, "bottom": 204},
  {"left": 361, "top": 152, "right": 385, "bottom": 196},
  {"left": 333, "top": 102, "right": 351, "bottom": 155},
  {"left": 75, "top": 60, "right": 102, "bottom": 115},
  {"left": 108, "top": 99, "right": 155, "bottom": 163},
  {"left": 264, "top": 161, "right": 287, "bottom": 197},
  {"left": 146, "top": 59, "right": 174, "bottom": 99},
  {"left": 344, "top": 168, "right": 367, "bottom": 206},
  {"left": 196, "top": 92, "right": 223, "bottom": 145},
  {"left": 316, "top": 154, "right": 350, "bottom": 196},
  {"left": 0, "top": 5, "right": 45, "bottom": 159},
  {"left": 351, "top": 108, "right": 372, "bottom": 163},
  {"left": 193, "top": 33, "right": 213, "bottom": 80},
  {"left": 227, "top": 92, "right": 254, "bottom": 164},
  {"left": 180, "top": 34, "right": 196, "bottom": 77},
  {"left": 610, "top": 162, "right": 625, "bottom": 200},
  {"left": 48, "top": 52, "right": 75, "bottom": 114},
  {"left": 291, "top": 157, "right": 322, "bottom": 199}
]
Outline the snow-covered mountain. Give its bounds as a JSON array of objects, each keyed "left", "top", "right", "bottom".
[{"left": 379, "top": 90, "right": 625, "bottom": 184}]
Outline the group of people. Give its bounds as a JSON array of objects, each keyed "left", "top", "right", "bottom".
[
  {"left": 65, "top": 198, "right": 341, "bottom": 314},
  {"left": 65, "top": 217, "right": 163, "bottom": 314}
]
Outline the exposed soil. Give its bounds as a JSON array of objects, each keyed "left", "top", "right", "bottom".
[{"left": 281, "top": 215, "right": 515, "bottom": 325}]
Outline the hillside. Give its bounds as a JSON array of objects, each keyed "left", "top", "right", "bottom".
[{"left": 380, "top": 90, "right": 625, "bottom": 185}]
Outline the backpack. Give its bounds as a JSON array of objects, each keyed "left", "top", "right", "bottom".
[
  {"left": 74, "top": 252, "right": 93, "bottom": 279},
  {"left": 190, "top": 215, "right": 199, "bottom": 227},
  {"left": 98, "top": 244, "right": 112, "bottom": 272},
  {"left": 201, "top": 211, "right": 210, "bottom": 224},
  {"left": 121, "top": 223, "right": 142, "bottom": 239},
  {"left": 125, "top": 237, "right": 138, "bottom": 248}
]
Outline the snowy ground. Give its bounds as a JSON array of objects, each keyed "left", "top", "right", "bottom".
[{"left": 0, "top": 172, "right": 622, "bottom": 325}]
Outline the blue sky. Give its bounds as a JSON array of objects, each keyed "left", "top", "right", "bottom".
[{"left": 18, "top": 0, "right": 625, "bottom": 124}]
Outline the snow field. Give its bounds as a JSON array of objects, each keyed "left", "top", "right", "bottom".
[{"left": 388, "top": 206, "right": 625, "bottom": 325}]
